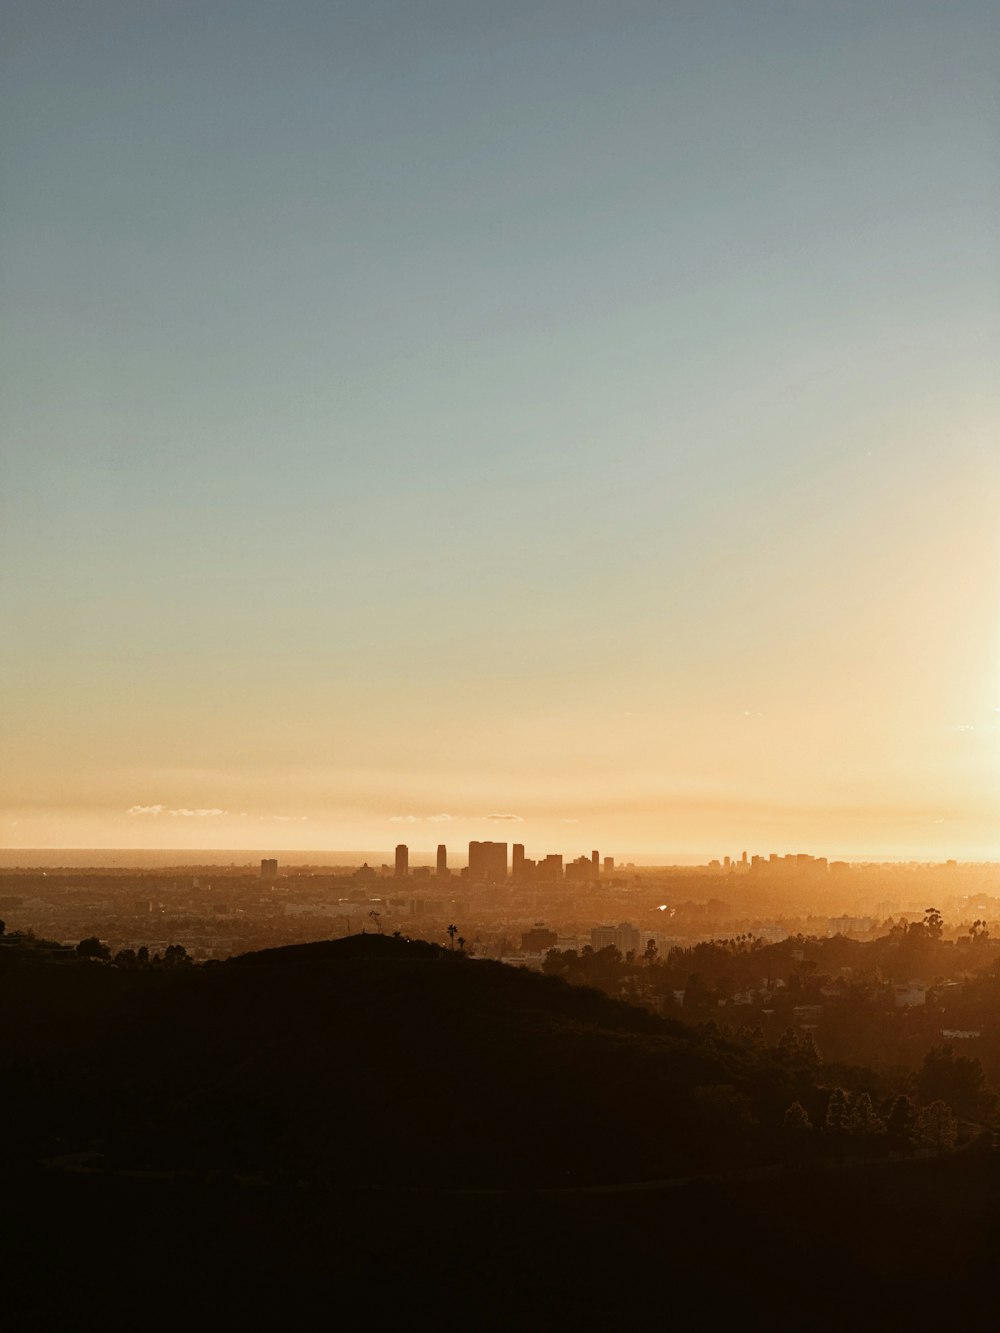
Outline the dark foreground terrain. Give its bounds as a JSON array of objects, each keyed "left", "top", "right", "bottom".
[{"left": 3, "top": 935, "right": 999, "bottom": 1329}]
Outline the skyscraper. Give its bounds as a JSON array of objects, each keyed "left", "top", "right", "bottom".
[
  {"left": 437, "top": 844, "right": 448, "bottom": 876},
  {"left": 591, "top": 850, "right": 600, "bottom": 879},
  {"left": 260, "top": 858, "right": 278, "bottom": 879},
  {"left": 395, "top": 844, "right": 409, "bottom": 878},
  {"left": 468, "top": 840, "right": 508, "bottom": 883},
  {"left": 512, "top": 843, "right": 525, "bottom": 881}
]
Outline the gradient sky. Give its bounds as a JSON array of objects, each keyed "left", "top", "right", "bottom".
[{"left": 2, "top": 1, "right": 998, "bottom": 860}]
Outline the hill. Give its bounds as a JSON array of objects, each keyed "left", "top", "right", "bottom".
[
  {"left": 4, "top": 935, "right": 1000, "bottom": 1331},
  {"left": 3, "top": 934, "right": 798, "bottom": 1187}
]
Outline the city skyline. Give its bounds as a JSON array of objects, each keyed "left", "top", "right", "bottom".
[{"left": 2, "top": 2, "right": 998, "bottom": 860}]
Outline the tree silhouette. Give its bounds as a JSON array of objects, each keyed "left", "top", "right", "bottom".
[
  {"left": 848, "top": 1092, "right": 885, "bottom": 1157},
  {"left": 447, "top": 924, "right": 457, "bottom": 950},
  {"left": 824, "top": 1088, "right": 849, "bottom": 1161},
  {"left": 886, "top": 1095, "right": 918, "bottom": 1157},
  {"left": 783, "top": 1101, "right": 812, "bottom": 1132},
  {"left": 923, "top": 907, "right": 943, "bottom": 941},
  {"left": 917, "top": 1045, "right": 992, "bottom": 1121},
  {"left": 75, "top": 936, "right": 110, "bottom": 961},
  {"left": 918, "top": 1101, "right": 958, "bottom": 1156}
]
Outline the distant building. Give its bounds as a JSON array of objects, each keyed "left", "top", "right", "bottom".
[
  {"left": 591, "top": 922, "right": 641, "bottom": 956},
  {"left": 436, "top": 844, "right": 449, "bottom": 877},
  {"left": 894, "top": 981, "right": 927, "bottom": 1007},
  {"left": 395, "top": 844, "right": 409, "bottom": 878},
  {"left": 793, "top": 1005, "right": 823, "bottom": 1027},
  {"left": 468, "top": 841, "right": 507, "bottom": 883},
  {"left": 591, "top": 850, "right": 600, "bottom": 877},
  {"left": 512, "top": 843, "right": 526, "bottom": 881},
  {"left": 604, "top": 856, "right": 614, "bottom": 874},
  {"left": 260, "top": 859, "right": 278, "bottom": 879},
  {"left": 521, "top": 923, "right": 558, "bottom": 952},
  {"left": 535, "top": 854, "right": 564, "bottom": 883},
  {"left": 828, "top": 915, "right": 874, "bottom": 937}
]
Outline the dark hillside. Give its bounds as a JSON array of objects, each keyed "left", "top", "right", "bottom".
[
  {"left": 3, "top": 936, "right": 1000, "bottom": 1330},
  {"left": 3, "top": 935, "right": 795, "bottom": 1187}
]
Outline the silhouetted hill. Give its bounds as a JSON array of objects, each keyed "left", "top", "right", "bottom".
[
  {"left": 3, "top": 934, "right": 795, "bottom": 1186},
  {"left": 4, "top": 936, "right": 1000, "bottom": 1331}
]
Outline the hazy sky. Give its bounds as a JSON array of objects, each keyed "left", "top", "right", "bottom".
[{"left": 2, "top": 1, "right": 998, "bottom": 860}]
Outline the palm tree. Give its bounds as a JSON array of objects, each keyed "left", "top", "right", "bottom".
[{"left": 447, "top": 923, "right": 457, "bottom": 950}]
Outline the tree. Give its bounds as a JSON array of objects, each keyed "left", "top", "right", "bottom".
[
  {"left": 824, "top": 1088, "right": 849, "bottom": 1160},
  {"left": 75, "top": 936, "right": 110, "bottom": 961},
  {"left": 776, "top": 1028, "right": 800, "bottom": 1064},
  {"left": 923, "top": 907, "right": 943, "bottom": 941},
  {"left": 782, "top": 1102, "right": 814, "bottom": 1169},
  {"left": 918, "top": 1101, "right": 958, "bottom": 1156},
  {"left": 457, "top": 936, "right": 466, "bottom": 954},
  {"left": 848, "top": 1092, "right": 885, "bottom": 1156},
  {"left": 917, "top": 1045, "right": 993, "bottom": 1122},
  {"left": 798, "top": 1031, "right": 822, "bottom": 1073},
  {"left": 886, "top": 1095, "right": 918, "bottom": 1157},
  {"left": 643, "top": 938, "right": 658, "bottom": 965},
  {"left": 683, "top": 972, "right": 711, "bottom": 1010},
  {"left": 446, "top": 924, "right": 457, "bottom": 950}
]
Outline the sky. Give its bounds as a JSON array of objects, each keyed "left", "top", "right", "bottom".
[{"left": 1, "top": 1, "right": 998, "bottom": 862}]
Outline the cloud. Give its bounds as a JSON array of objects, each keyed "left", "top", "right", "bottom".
[
  {"left": 562, "top": 818, "right": 580, "bottom": 824},
  {"left": 487, "top": 813, "right": 523, "bottom": 822},
  {"left": 428, "top": 813, "right": 453, "bottom": 823},
  {"left": 389, "top": 814, "right": 421, "bottom": 823},
  {"left": 127, "top": 805, "right": 227, "bottom": 818},
  {"left": 272, "top": 815, "right": 308, "bottom": 822}
]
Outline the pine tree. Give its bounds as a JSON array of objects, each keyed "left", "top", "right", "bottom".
[
  {"left": 783, "top": 1101, "right": 812, "bottom": 1132},
  {"left": 824, "top": 1088, "right": 849, "bottom": 1160},
  {"left": 886, "top": 1095, "right": 918, "bottom": 1156},
  {"left": 918, "top": 1101, "right": 958, "bottom": 1157},
  {"left": 848, "top": 1092, "right": 886, "bottom": 1156}
]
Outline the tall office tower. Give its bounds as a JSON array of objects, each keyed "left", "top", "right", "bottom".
[
  {"left": 741, "top": 850, "right": 748, "bottom": 865},
  {"left": 395, "top": 844, "right": 409, "bottom": 878},
  {"left": 591, "top": 850, "right": 600, "bottom": 879},
  {"left": 604, "top": 856, "right": 614, "bottom": 875},
  {"left": 512, "top": 843, "right": 525, "bottom": 881},
  {"left": 468, "top": 840, "right": 508, "bottom": 883},
  {"left": 536, "top": 853, "right": 564, "bottom": 883},
  {"left": 437, "top": 844, "right": 449, "bottom": 876},
  {"left": 260, "top": 858, "right": 278, "bottom": 879}
]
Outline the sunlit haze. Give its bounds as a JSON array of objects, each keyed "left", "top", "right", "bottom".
[{"left": 2, "top": 2, "right": 998, "bottom": 860}]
